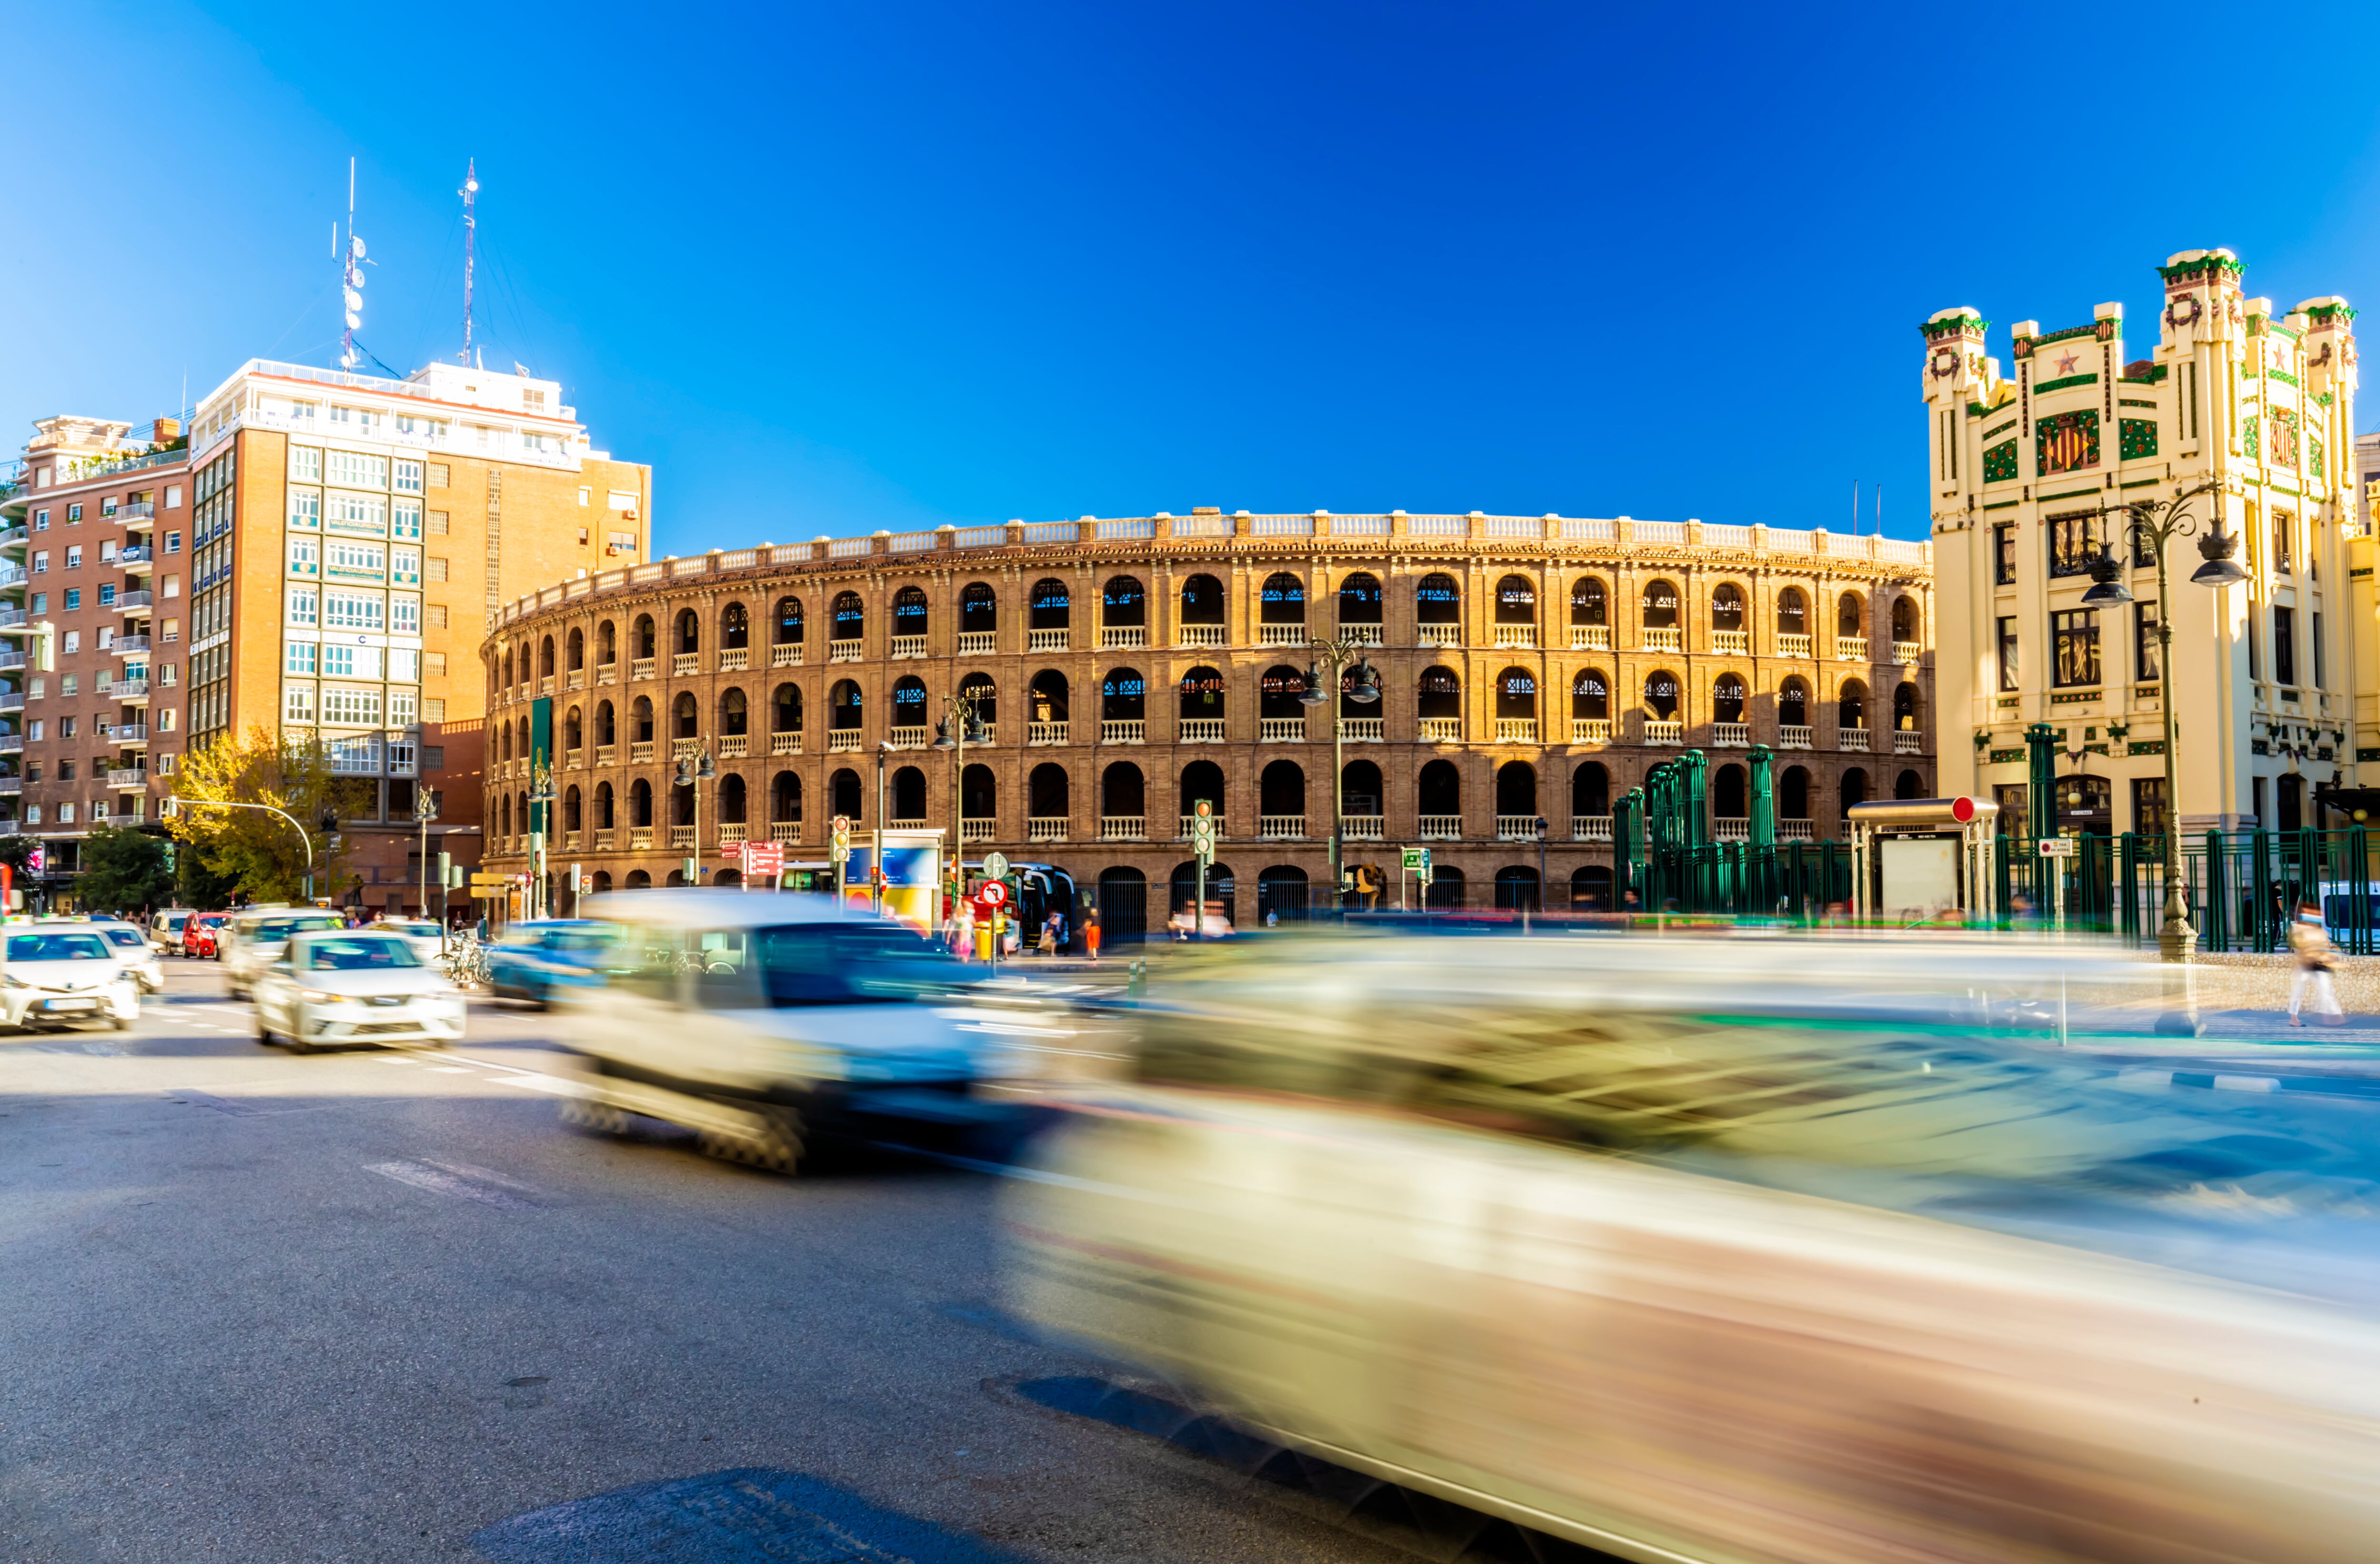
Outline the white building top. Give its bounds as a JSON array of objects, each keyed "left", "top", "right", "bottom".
[{"left": 187, "top": 358, "right": 610, "bottom": 470}]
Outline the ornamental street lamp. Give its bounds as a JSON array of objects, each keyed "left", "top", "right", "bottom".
[
  {"left": 672, "top": 740, "right": 715, "bottom": 888},
  {"left": 2079, "top": 474, "right": 2247, "bottom": 963},
  {"left": 415, "top": 788, "right": 439, "bottom": 928},
  {"left": 1299, "top": 635, "right": 1382, "bottom": 905},
  {"left": 931, "top": 685, "right": 992, "bottom": 896}
]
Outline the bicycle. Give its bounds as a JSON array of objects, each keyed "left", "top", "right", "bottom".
[{"left": 438, "top": 934, "right": 493, "bottom": 991}]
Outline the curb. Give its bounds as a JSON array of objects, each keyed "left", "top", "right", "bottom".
[{"left": 2119, "top": 1066, "right": 2380, "bottom": 1101}]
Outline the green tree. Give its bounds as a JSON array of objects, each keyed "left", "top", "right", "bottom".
[
  {"left": 76, "top": 822, "right": 174, "bottom": 914},
  {"left": 168, "top": 726, "right": 367, "bottom": 904}
]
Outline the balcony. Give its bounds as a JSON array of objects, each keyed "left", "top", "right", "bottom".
[
  {"left": 771, "top": 643, "right": 803, "bottom": 666},
  {"left": 1776, "top": 633, "right": 1813, "bottom": 658},
  {"left": 1341, "top": 815, "right": 1384, "bottom": 841},
  {"left": 771, "top": 731, "right": 803, "bottom": 754},
  {"left": 1777, "top": 724, "right": 1813, "bottom": 749},
  {"left": 669, "top": 824, "right": 695, "bottom": 848},
  {"left": 1418, "top": 718, "right": 1463, "bottom": 743},
  {"left": 1416, "top": 623, "right": 1462, "bottom": 649},
  {"left": 0, "top": 610, "right": 24, "bottom": 631},
  {"left": 889, "top": 726, "right": 929, "bottom": 749},
  {"left": 1893, "top": 729, "right": 1924, "bottom": 753},
  {"left": 827, "top": 729, "right": 863, "bottom": 752},
  {"left": 717, "top": 734, "right": 748, "bottom": 757},
  {"left": 830, "top": 638, "right": 864, "bottom": 662},
  {"left": 770, "top": 822, "right": 803, "bottom": 843},
  {"left": 1100, "top": 816, "right": 1145, "bottom": 840},
  {"left": 1496, "top": 815, "right": 1543, "bottom": 841},
  {"left": 1494, "top": 718, "right": 1537, "bottom": 743},
  {"left": 955, "top": 631, "right": 996, "bottom": 656},
  {"left": 1418, "top": 815, "right": 1462, "bottom": 840},
  {"left": 0, "top": 692, "right": 18, "bottom": 713},
  {"left": 1574, "top": 814, "right": 1613, "bottom": 841},
  {"left": 1493, "top": 624, "right": 1537, "bottom": 650},
  {"left": 1710, "top": 630, "right": 1749, "bottom": 654},
  {"left": 1780, "top": 819, "right": 1815, "bottom": 841},
  {"left": 0, "top": 528, "right": 22, "bottom": 551},
  {"left": 718, "top": 822, "right": 747, "bottom": 846},
  {"left": 0, "top": 776, "right": 19, "bottom": 796},
  {"left": 1026, "top": 628, "right": 1070, "bottom": 653},
  {"left": 672, "top": 652, "right": 698, "bottom": 676},
  {"left": 1572, "top": 718, "right": 1612, "bottom": 742},
  {"left": 1177, "top": 815, "right": 1224, "bottom": 839},
  {"left": 1338, "top": 717, "right": 1384, "bottom": 742},
  {"left": 118, "top": 546, "right": 153, "bottom": 573},
  {"left": 1259, "top": 717, "right": 1306, "bottom": 742},
  {"left": 107, "top": 677, "right": 151, "bottom": 705},
  {"left": 1177, "top": 624, "right": 1227, "bottom": 647},
  {"left": 1893, "top": 641, "right": 1922, "bottom": 664},
  {"left": 0, "top": 566, "right": 26, "bottom": 590},
  {"left": 1644, "top": 720, "right": 1684, "bottom": 745},
  {"left": 890, "top": 635, "right": 928, "bottom": 659},
  {"left": 539, "top": 674, "right": 555, "bottom": 695},
  {"left": 1178, "top": 718, "right": 1225, "bottom": 742},
  {"left": 596, "top": 661, "right": 618, "bottom": 684},
  {"left": 108, "top": 768, "right": 148, "bottom": 790},
  {"left": 674, "top": 737, "right": 704, "bottom": 760},
  {"left": 1259, "top": 814, "right": 1306, "bottom": 840},
  {"left": 1836, "top": 635, "right": 1868, "bottom": 661},
  {"left": 1570, "top": 624, "right": 1611, "bottom": 651},
  {"left": 962, "top": 818, "right": 996, "bottom": 843},
  {"left": 1338, "top": 624, "right": 1383, "bottom": 646},
  {"left": 1713, "top": 722, "right": 1749, "bottom": 747},
  {"left": 593, "top": 829, "right": 615, "bottom": 850},
  {"left": 109, "top": 724, "right": 149, "bottom": 748},
  {"left": 630, "top": 827, "right": 654, "bottom": 849},
  {"left": 1099, "top": 626, "right": 1147, "bottom": 650},
  {"left": 0, "top": 650, "right": 22, "bottom": 672},
  {"left": 110, "top": 588, "right": 154, "bottom": 614},
  {"left": 0, "top": 734, "right": 21, "bottom": 754},
  {"left": 1100, "top": 720, "right": 1144, "bottom": 744},
  {"left": 1839, "top": 727, "right": 1871, "bottom": 752},
  {"left": 1642, "top": 627, "right": 1682, "bottom": 653},
  {"left": 116, "top": 501, "right": 155, "bottom": 522},
  {"left": 717, "top": 647, "right": 749, "bottom": 672},
  {"left": 1714, "top": 818, "right": 1749, "bottom": 842},
  {"left": 111, "top": 635, "right": 150, "bottom": 657},
  {"left": 566, "top": 668, "right": 585, "bottom": 690},
  {"left": 1027, "top": 817, "right": 1067, "bottom": 842},
  {"left": 595, "top": 744, "right": 617, "bottom": 766},
  {"left": 1028, "top": 721, "right": 1069, "bottom": 746},
  {"left": 1255, "top": 624, "right": 1307, "bottom": 648},
  {"left": 630, "top": 740, "right": 655, "bottom": 763},
  {"left": 631, "top": 657, "right": 655, "bottom": 681}
]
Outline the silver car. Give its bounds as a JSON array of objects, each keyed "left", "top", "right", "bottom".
[{"left": 93, "top": 921, "right": 165, "bottom": 993}]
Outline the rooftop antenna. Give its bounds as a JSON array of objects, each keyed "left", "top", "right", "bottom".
[
  {"left": 337, "top": 157, "right": 368, "bottom": 372},
  {"left": 1875, "top": 482, "right": 1883, "bottom": 537},
  {"left": 1851, "top": 480, "right": 1859, "bottom": 534},
  {"left": 457, "top": 159, "right": 478, "bottom": 364}
]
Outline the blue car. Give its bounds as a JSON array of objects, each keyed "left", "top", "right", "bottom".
[{"left": 486, "top": 920, "right": 613, "bottom": 1006}]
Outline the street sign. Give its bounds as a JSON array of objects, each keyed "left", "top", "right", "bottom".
[
  {"left": 2037, "top": 837, "right": 2077, "bottom": 858},
  {"left": 1401, "top": 847, "right": 1431, "bottom": 872},
  {"left": 981, "top": 851, "right": 1010, "bottom": 881},
  {"left": 739, "top": 841, "right": 785, "bottom": 879},
  {"left": 976, "top": 880, "right": 1009, "bottom": 909}
]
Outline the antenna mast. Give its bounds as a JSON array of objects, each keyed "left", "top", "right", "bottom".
[
  {"left": 337, "top": 158, "right": 367, "bottom": 371},
  {"left": 458, "top": 159, "right": 479, "bottom": 364}
]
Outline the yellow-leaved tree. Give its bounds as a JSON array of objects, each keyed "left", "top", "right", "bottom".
[{"left": 167, "top": 727, "right": 372, "bottom": 904}]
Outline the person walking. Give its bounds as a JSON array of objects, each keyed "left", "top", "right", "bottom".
[
  {"left": 1083, "top": 908, "right": 1101, "bottom": 963},
  {"left": 2289, "top": 898, "right": 2345, "bottom": 1027},
  {"left": 1038, "top": 908, "right": 1061, "bottom": 958}
]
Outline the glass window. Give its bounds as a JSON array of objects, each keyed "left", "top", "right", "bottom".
[
  {"left": 288, "top": 589, "right": 319, "bottom": 627},
  {"left": 306, "top": 937, "right": 421, "bottom": 970},
  {"left": 2273, "top": 605, "right": 2296, "bottom": 687},
  {"left": 325, "top": 450, "right": 388, "bottom": 489},
  {"left": 1993, "top": 525, "right": 2016, "bottom": 584},
  {"left": 62, "top": 589, "right": 79, "bottom": 611},
  {"left": 2046, "top": 511, "right": 2102, "bottom": 577},
  {"left": 7, "top": 933, "right": 111, "bottom": 962},
  {"left": 2051, "top": 609, "right": 2099, "bottom": 687},
  {"left": 289, "top": 490, "right": 321, "bottom": 529},
  {"left": 390, "top": 595, "right": 421, "bottom": 634},
  {"left": 2134, "top": 603, "right": 2160, "bottom": 683},
  {"left": 289, "top": 446, "right": 322, "bottom": 482},
  {"left": 286, "top": 643, "right": 316, "bottom": 674},
  {"left": 284, "top": 685, "right": 316, "bottom": 723},
  {"left": 394, "top": 460, "right": 424, "bottom": 495}
]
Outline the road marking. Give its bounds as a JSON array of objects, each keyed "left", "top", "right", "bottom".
[
  {"left": 428, "top": 1065, "right": 476, "bottom": 1074},
  {"left": 365, "top": 1158, "right": 540, "bottom": 1210}
]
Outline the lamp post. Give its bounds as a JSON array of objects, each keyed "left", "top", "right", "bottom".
[
  {"left": 1299, "top": 634, "right": 1382, "bottom": 908},
  {"left": 931, "top": 685, "right": 992, "bottom": 901},
  {"left": 526, "top": 762, "right": 555, "bottom": 919},
  {"left": 672, "top": 739, "right": 714, "bottom": 888},
  {"left": 2080, "top": 475, "right": 2248, "bottom": 962},
  {"left": 872, "top": 740, "right": 893, "bottom": 913},
  {"left": 415, "top": 788, "right": 439, "bottom": 925}
]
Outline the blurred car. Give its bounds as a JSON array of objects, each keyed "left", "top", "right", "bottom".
[
  {"left": 1008, "top": 931, "right": 2380, "bottom": 1564},
  {"left": 149, "top": 908, "right": 194, "bottom": 955},
  {"left": 252, "top": 929, "right": 465, "bottom": 1053},
  {"left": 94, "top": 921, "right": 164, "bottom": 993},
  {"left": 486, "top": 919, "right": 612, "bottom": 1005},
  {"left": 0, "top": 924, "right": 140, "bottom": 1031},
  {"left": 373, "top": 918, "right": 446, "bottom": 966},
  {"left": 180, "top": 913, "right": 230, "bottom": 960},
  {"left": 221, "top": 907, "right": 345, "bottom": 999},
  {"left": 555, "top": 890, "right": 1004, "bottom": 1170}
]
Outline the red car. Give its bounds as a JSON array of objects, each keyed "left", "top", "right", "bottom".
[{"left": 181, "top": 913, "right": 230, "bottom": 959}]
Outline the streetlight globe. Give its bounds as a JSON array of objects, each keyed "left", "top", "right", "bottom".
[
  {"left": 697, "top": 755, "right": 716, "bottom": 781},
  {"left": 931, "top": 720, "right": 955, "bottom": 752},
  {"left": 2191, "top": 527, "right": 2250, "bottom": 587}
]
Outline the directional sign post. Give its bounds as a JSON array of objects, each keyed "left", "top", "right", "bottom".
[
  {"left": 1400, "top": 846, "right": 1432, "bottom": 911},
  {"left": 981, "top": 851, "right": 1009, "bottom": 883}
]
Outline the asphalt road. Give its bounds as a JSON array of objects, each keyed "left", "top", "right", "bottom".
[{"left": 0, "top": 959, "right": 1443, "bottom": 1564}]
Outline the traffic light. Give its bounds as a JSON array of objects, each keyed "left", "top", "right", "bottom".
[
  {"left": 830, "top": 816, "right": 852, "bottom": 858},
  {"left": 162, "top": 841, "right": 176, "bottom": 873}
]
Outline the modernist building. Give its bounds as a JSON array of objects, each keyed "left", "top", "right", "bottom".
[
  {"left": 1, "top": 360, "right": 654, "bottom": 911},
  {"left": 1927, "top": 249, "right": 2360, "bottom": 836},
  {"left": 479, "top": 511, "right": 1934, "bottom": 925}
]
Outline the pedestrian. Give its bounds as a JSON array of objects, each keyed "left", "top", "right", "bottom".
[
  {"left": 2289, "top": 898, "right": 2345, "bottom": 1027},
  {"left": 1039, "top": 908, "right": 1060, "bottom": 958},
  {"left": 952, "top": 899, "right": 975, "bottom": 960},
  {"left": 1084, "top": 908, "right": 1101, "bottom": 962}
]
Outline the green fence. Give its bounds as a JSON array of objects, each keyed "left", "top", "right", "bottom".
[{"left": 1994, "top": 829, "right": 2377, "bottom": 954}]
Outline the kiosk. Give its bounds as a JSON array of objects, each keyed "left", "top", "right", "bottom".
[{"left": 1848, "top": 797, "right": 1998, "bottom": 925}]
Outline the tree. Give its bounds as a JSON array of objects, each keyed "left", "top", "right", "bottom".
[
  {"left": 76, "top": 822, "right": 174, "bottom": 914},
  {"left": 0, "top": 834, "right": 40, "bottom": 878},
  {"left": 168, "top": 726, "right": 368, "bottom": 905}
]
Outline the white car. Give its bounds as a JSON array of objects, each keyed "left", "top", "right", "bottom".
[
  {"left": 221, "top": 907, "right": 346, "bottom": 1000},
  {"left": 378, "top": 919, "right": 447, "bottom": 966},
  {"left": 0, "top": 925, "right": 140, "bottom": 1031},
  {"left": 149, "top": 908, "right": 194, "bottom": 956},
  {"left": 252, "top": 930, "right": 465, "bottom": 1053},
  {"left": 93, "top": 921, "right": 165, "bottom": 993}
]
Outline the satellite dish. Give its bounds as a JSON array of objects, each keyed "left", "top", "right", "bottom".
[
  {"left": 350, "top": 236, "right": 367, "bottom": 259},
  {"left": 344, "top": 310, "right": 361, "bottom": 329},
  {"left": 342, "top": 288, "right": 363, "bottom": 311},
  {"left": 346, "top": 267, "right": 365, "bottom": 288},
  {"left": 339, "top": 350, "right": 359, "bottom": 369}
]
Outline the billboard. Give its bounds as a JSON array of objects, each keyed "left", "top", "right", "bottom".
[{"left": 840, "top": 830, "right": 944, "bottom": 935}]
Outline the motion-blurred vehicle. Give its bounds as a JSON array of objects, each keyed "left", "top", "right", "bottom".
[
  {"left": 0, "top": 924, "right": 140, "bottom": 1031},
  {"left": 486, "top": 919, "right": 610, "bottom": 1005},
  {"left": 378, "top": 918, "right": 446, "bottom": 966},
  {"left": 555, "top": 890, "right": 1003, "bottom": 1171},
  {"left": 1008, "top": 931, "right": 2380, "bottom": 1564},
  {"left": 180, "top": 912, "right": 230, "bottom": 960},
  {"left": 252, "top": 929, "right": 465, "bottom": 1053},
  {"left": 149, "top": 908, "right": 194, "bottom": 955},
  {"left": 94, "top": 921, "right": 164, "bottom": 993},
  {"left": 221, "top": 907, "right": 344, "bottom": 999}
]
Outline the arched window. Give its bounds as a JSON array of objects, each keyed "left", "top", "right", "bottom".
[
  {"left": 1169, "top": 861, "right": 1235, "bottom": 924},
  {"left": 539, "top": 635, "right": 555, "bottom": 677},
  {"left": 1028, "top": 762, "right": 1070, "bottom": 821},
  {"left": 1494, "top": 574, "right": 1536, "bottom": 625},
  {"left": 1178, "top": 665, "right": 1225, "bottom": 719},
  {"left": 1179, "top": 759, "right": 1226, "bottom": 820},
  {"left": 499, "top": 795, "right": 511, "bottom": 838},
  {"left": 595, "top": 781, "right": 615, "bottom": 829},
  {"left": 564, "top": 705, "right": 583, "bottom": 752},
  {"left": 890, "top": 675, "right": 928, "bottom": 730},
  {"left": 720, "top": 687, "right": 749, "bottom": 736},
  {"left": 595, "top": 700, "right": 616, "bottom": 747},
  {"left": 1495, "top": 761, "right": 1537, "bottom": 816},
  {"left": 772, "top": 771, "right": 803, "bottom": 824},
  {"left": 1713, "top": 673, "right": 1746, "bottom": 724},
  {"left": 1415, "top": 572, "right": 1460, "bottom": 626},
  {"left": 1571, "top": 670, "right": 1610, "bottom": 725},
  {"left": 1029, "top": 670, "right": 1069, "bottom": 723},
  {"left": 1891, "top": 596, "right": 1916, "bottom": 645},
  {"left": 1257, "top": 865, "right": 1310, "bottom": 924},
  {"left": 674, "top": 608, "right": 700, "bottom": 655},
  {"left": 1029, "top": 578, "right": 1070, "bottom": 630},
  {"left": 1570, "top": 575, "right": 1607, "bottom": 627},
  {"left": 891, "top": 766, "right": 925, "bottom": 823},
  {"left": 595, "top": 620, "right": 616, "bottom": 666},
  {"left": 1893, "top": 682, "right": 1920, "bottom": 731},
  {"left": 960, "top": 763, "right": 996, "bottom": 822},
  {"left": 624, "top": 869, "right": 651, "bottom": 890},
  {"left": 1101, "top": 575, "right": 1145, "bottom": 628},
  {"left": 831, "top": 591, "right": 865, "bottom": 646},
  {"left": 1643, "top": 670, "right": 1680, "bottom": 720},
  {"left": 1101, "top": 667, "right": 1145, "bottom": 722},
  {"left": 1570, "top": 865, "right": 1614, "bottom": 912},
  {"left": 1895, "top": 768, "right": 1925, "bottom": 800},
  {"left": 1494, "top": 865, "right": 1541, "bottom": 912},
  {"left": 774, "top": 597, "right": 803, "bottom": 646},
  {"left": 1779, "top": 677, "right": 1809, "bottom": 728},
  {"left": 1259, "top": 760, "right": 1306, "bottom": 817},
  {"left": 633, "top": 614, "right": 656, "bottom": 659},
  {"left": 1259, "top": 664, "right": 1308, "bottom": 719},
  {"left": 1711, "top": 583, "right": 1746, "bottom": 631},
  {"left": 1418, "top": 759, "right": 1460, "bottom": 817},
  {"left": 1839, "top": 678, "right": 1868, "bottom": 731},
  {"left": 500, "top": 647, "right": 513, "bottom": 690},
  {"left": 1340, "top": 759, "right": 1383, "bottom": 818},
  {"left": 1496, "top": 667, "right": 1537, "bottom": 721},
  {"left": 1840, "top": 767, "right": 1870, "bottom": 821},
  {"left": 960, "top": 582, "right": 998, "bottom": 634},
  {"left": 1837, "top": 591, "right": 1864, "bottom": 639},
  {"left": 674, "top": 691, "right": 699, "bottom": 739},
  {"left": 1713, "top": 763, "right": 1747, "bottom": 819},
  {"left": 1641, "top": 580, "right": 1680, "bottom": 628},
  {"left": 566, "top": 627, "right": 585, "bottom": 670},
  {"left": 828, "top": 678, "right": 863, "bottom": 732},
  {"left": 630, "top": 696, "right": 654, "bottom": 743},
  {"left": 772, "top": 683, "right": 803, "bottom": 733},
  {"left": 721, "top": 603, "right": 750, "bottom": 650},
  {"left": 1780, "top": 765, "right": 1811, "bottom": 821},
  {"left": 1337, "top": 572, "right": 1382, "bottom": 625},
  {"left": 958, "top": 671, "right": 996, "bottom": 726},
  {"left": 892, "top": 585, "right": 929, "bottom": 639},
  {"left": 1179, "top": 573, "right": 1224, "bottom": 626},
  {"left": 1099, "top": 867, "right": 1149, "bottom": 944},
  {"left": 1777, "top": 587, "right": 1807, "bottom": 637},
  {"left": 830, "top": 767, "right": 863, "bottom": 821},
  {"left": 1259, "top": 572, "right": 1306, "bottom": 625},
  {"left": 629, "top": 778, "right": 653, "bottom": 827},
  {"left": 1417, "top": 665, "right": 1461, "bottom": 722},
  {"left": 717, "top": 773, "right": 749, "bottom": 825},
  {"left": 1572, "top": 762, "right": 1609, "bottom": 817},
  {"left": 1101, "top": 762, "right": 1144, "bottom": 818}
]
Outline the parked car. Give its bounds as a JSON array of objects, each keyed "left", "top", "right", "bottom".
[
  {"left": 0, "top": 924, "right": 140, "bottom": 1031},
  {"left": 252, "top": 929, "right": 465, "bottom": 1053},
  {"left": 181, "top": 913, "right": 230, "bottom": 960},
  {"left": 221, "top": 907, "right": 346, "bottom": 999},
  {"left": 94, "top": 921, "right": 165, "bottom": 993},
  {"left": 486, "top": 919, "right": 612, "bottom": 1005},
  {"left": 149, "top": 908, "right": 194, "bottom": 955}
]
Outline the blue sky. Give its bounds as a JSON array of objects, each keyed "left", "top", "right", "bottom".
[{"left": 6, "top": 1, "right": 2380, "bottom": 552}]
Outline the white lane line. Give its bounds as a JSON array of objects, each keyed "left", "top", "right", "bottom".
[
  {"left": 364, "top": 1158, "right": 539, "bottom": 1210},
  {"left": 428, "top": 1065, "right": 476, "bottom": 1074}
]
